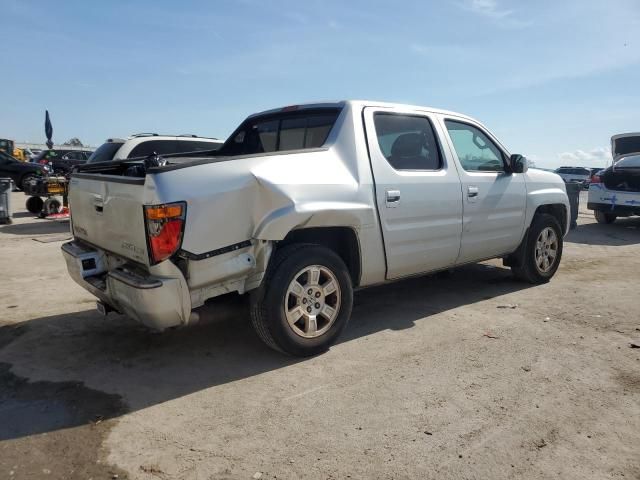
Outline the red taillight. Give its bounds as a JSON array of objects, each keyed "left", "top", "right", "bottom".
[
  {"left": 591, "top": 174, "right": 602, "bottom": 184},
  {"left": 144, "top": 202, "right": 186, "bottom": 264},
  {"left": 39, "top": 159, "right": 47, "bottom": 165}
]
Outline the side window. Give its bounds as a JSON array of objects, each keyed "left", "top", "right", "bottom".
[
  {"left": 373, "top": 113, "right": 442, "bottom": 170},
  {"left": 65, "top": 151, "right": 84, "bottom": 161},
  {"left": 445, "top": 120, "right": 505, "bottom": 172},
  {"left": 128, "top": 140, "right": 176, "bottom": 158},
  {"left": 175, "top": 141, "right": 219, "bottom": 153}
]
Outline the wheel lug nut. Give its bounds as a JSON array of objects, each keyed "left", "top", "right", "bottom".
[
  {"left": 308, "top": 289, "right": 313, "bottom": 295},
  {"left": 315, "top": 303, "right": 321, "bottom": 308},
  {"left": 302, "top": 298, "right": 307, "bottom": 304},
  {"left": 306, "top": 306, "right": 312, "bottom": 313},
  {"left": 315, "top": 292, "right": 321, "bottom": 298}
]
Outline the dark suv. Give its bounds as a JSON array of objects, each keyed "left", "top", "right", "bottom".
[{"left": 31, "top": 149, "right": 94, "bottom": 174}]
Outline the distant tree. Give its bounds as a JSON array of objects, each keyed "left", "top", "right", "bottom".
[
  {"left": 526, "top": 157, "right": 537, "bottom": 168},
  {"left": 63, "top": 137, "right": 83, "bottom": 147}
]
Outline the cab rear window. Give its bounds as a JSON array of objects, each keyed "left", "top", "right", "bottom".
[{"left": 219, "top": 108, "right": 341, "bottom": 156}]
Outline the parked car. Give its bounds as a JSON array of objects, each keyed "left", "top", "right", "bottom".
[
  {"left": 554, "top": 166, "right": 592, "bottom": 188},
  {"left": 589, "top": 167, "right": 606, "bottom": 177},
  {"left": 62, "top": 101, "right": 570, "bottom": 356},
  {"left": 0, "top": 150, "right": 48, "bottom": 190},
  {"left": 588, "top": 133, "right": 640, "bottom": 224},
  {"left": 31, "top": 149, "right": 94, "bottom": 174},
  {"left": 86, "top": 134, "right": 223, "bottom": 164}
]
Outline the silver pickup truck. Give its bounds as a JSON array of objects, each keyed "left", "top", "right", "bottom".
[{"left": 62, "top": 101, "right": 570, "bottom": 356}]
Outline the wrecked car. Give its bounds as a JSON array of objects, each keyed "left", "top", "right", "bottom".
[
  {"left": 588, "top": 133, "right": 640, "bottom": 224},
  {"left": 61, "top": 101, "right": 570, "bottom": 356}
]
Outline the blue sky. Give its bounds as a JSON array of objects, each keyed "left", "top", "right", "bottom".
[{"left": 1, "top": 0, "right": 638, "bottom": 168}]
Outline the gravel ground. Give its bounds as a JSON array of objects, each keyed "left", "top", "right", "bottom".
[{"left": 0, "top": 191, "right": 639, "bottom": 480}]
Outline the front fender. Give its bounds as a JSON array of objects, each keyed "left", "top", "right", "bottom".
[{"left": 526, "top": 187, "right": 571, "bottom": 235}]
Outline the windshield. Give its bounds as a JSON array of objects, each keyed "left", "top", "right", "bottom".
[{"left": 87, "top": 142, "right": 124, "bottom": 163}]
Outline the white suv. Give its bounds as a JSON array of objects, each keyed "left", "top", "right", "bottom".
[
  {"left": 554, "top": 166, "right": 591, "bottom": 188},
  {"left": 87, "top": 134, "right": 223, "bottom": 163}
]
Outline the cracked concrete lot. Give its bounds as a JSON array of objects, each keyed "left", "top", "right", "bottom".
[{"left": 1, "top": 191, "right": 639, "bottom": 479}]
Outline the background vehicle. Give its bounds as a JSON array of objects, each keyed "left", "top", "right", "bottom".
[
  {"left": 554, "top": 166, "right": 591, "bottom": 188},
  {"left": 588, "top": 133, "right": 640, "bottom": 224},
  {"left": 31, "top": 149, "right": 94, "bottom": 174},
  {"left": 63, "top": 101, "right": 570, "bottom": 356},
  {"left": 87, "top": 134, "right": 222, "bottom": 163},
  {"left": 12, "top": 147, "right": 27, "bottom": 162},
  {"left": 0, "top": 139, "right": 15, "bottom": 156},
  {"left": 0, "top": 150, "right": 48, "bottom": 190}
]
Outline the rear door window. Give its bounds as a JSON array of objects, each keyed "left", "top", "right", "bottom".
[{"left": 373, "top": 113, "right": 442, "bottom": 170}]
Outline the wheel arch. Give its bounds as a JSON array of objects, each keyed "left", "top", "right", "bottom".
[
  {"left": 276, "top": 226, "right": 362, "bottom": 287},
  {"left": 533, "top": 203, "right": 567, "bottom": 233}
]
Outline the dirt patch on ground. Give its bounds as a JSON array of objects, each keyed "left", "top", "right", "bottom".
[
  {"left": 1, "top": 192, "right": 639, "bottom": 479},
  {"left": 0, "top": 360, "right": 128, "bottom": 480}
]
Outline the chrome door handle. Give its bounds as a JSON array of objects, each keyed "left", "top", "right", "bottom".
[
  {"left": 385, "top": 189, "right": 401, "bottom": 207},
  {"left": 467, "top": 186, "right": 479, "bottom": 197}
]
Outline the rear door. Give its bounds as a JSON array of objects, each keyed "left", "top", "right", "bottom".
[
  {"left": 363, "top": 107, "right": 463, "bottom": 279},
  {"left": 441, "top": 118, "right": 526, "bottom": 264}
]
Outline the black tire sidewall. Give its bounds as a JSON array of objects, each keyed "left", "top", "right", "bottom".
[
  {"left": 25, "top": 196, "right": 44, "bottom": 214},
  {"left": 262, "top": 246, "right": 353, "bottom": 356},
  {"left": 595, "top": 211, "right": 616, "bottom": 224},
  {"left": 20, "top": 173, "right": 36, "bottom": 190},
  {"left": 525, "top": 214, "right": 563, "bottom": 282}
]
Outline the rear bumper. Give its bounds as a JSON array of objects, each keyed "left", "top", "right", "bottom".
[
  {"left": 587, "top": 185, "right": 640, "bottom": 216},
  {"left": 61, "top": 240, "right": 191, "bottom": 330},
  {"left": 587, "top": 202, "right": 640, "bottom": 215}
]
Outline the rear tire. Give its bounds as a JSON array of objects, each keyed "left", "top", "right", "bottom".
[
  {"left": 25, "top": 196, "right": 44, "bottom": 214},
  {"left": 594, "top": 210, "right": 616, "bottom": 224},
  {"left": 512, "top": 213, "right": 563, "bottom": 284},
  {"left": 250, "top": 244, "right": 353, "bottom": 356}
]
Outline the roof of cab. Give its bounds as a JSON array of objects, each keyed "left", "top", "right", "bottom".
[{"left": 248, "top": 100, "right": 476, "bottom": 123}]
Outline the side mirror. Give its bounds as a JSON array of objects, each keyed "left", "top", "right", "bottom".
[{"left": 510, "top": 154, "right": 528, "bottom": 174}]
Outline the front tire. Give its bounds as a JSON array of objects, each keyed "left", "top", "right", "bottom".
[
  {"left": 250, "top": 244, "right": 353, "bottom": 356},
  {"left": 512, "top": 213, "right": 563, "bottom": 284},
  {"left": 20, "top": 173, "right": 36, "bottom": 191},
  {"left": 594, "top": 210, "right": 616, "bottom": 224}
]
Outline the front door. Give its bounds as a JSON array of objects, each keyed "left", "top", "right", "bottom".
[
  {"left": 441, "top": 118, "right": 527, "bottom": 264},
  {"left": 364, "top": 108, "right": 464, "bottom": 279}
]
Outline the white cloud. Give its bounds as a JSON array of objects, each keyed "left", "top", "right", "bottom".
[
  {"left": 468, "top": 0, "right": 512, "bottom": 19},
  {"left": 558, "top": 147, "right": 612, "bottom": 167},
  {"left": 459, "top": 0, "right": 530, "bottom": 27}
]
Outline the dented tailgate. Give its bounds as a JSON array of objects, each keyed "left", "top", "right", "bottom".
[{"left": 68, "top": 174, "right": 152, "bottom": 265}]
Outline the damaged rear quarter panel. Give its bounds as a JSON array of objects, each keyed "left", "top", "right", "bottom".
[{"left": 149, "top": 106, "right": 387, "bottom": 297}]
